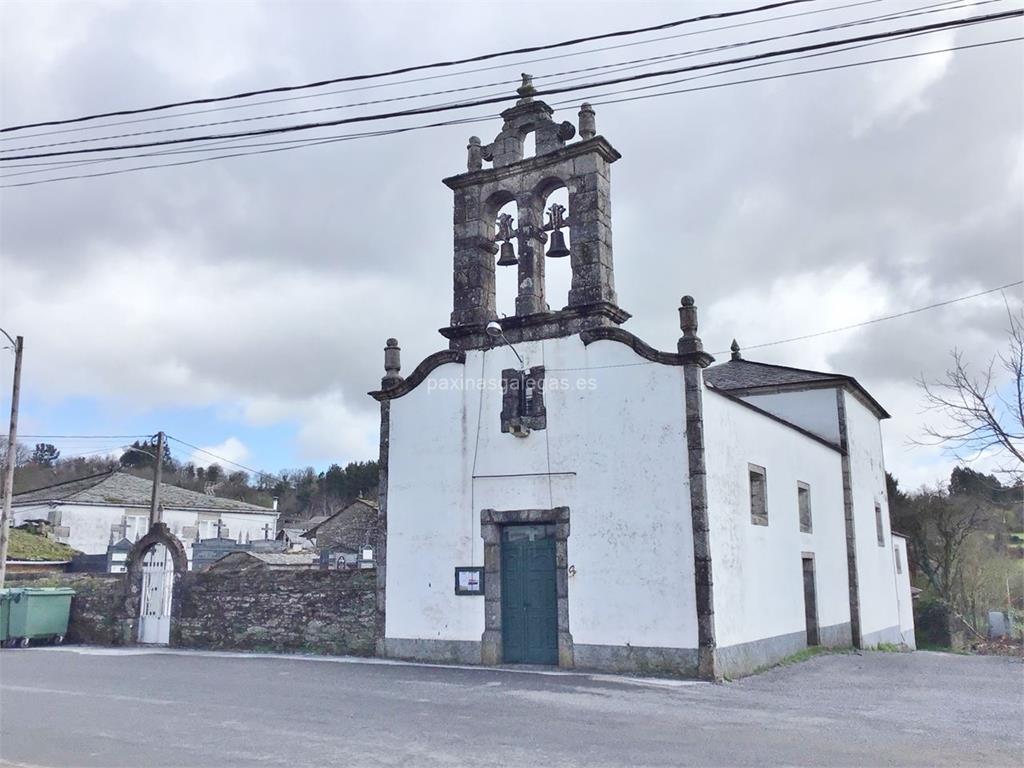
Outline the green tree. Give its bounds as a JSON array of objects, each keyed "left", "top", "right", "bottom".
[
  {"left": 119, "top": 438, "right": 173, "bottom": 471},
  {"left": 30, "top": 442, "right": 60, "bottom": 467}
]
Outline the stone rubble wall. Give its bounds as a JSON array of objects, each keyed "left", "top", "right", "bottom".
[
  {"left": 177, "top": 569, "right": 377, "bottom": 656},
  {"left": 8, "top": 573, "right": 127, "bottom": 646},
  {"left": 8, "top": 569, "right": 377, "bottom": 656}
]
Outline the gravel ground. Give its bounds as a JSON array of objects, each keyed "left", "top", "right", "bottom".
[{"left": 0, "top": 646, "right": 1021, "bottom": 767}]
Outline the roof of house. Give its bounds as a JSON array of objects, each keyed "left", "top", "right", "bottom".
[
  {"left": 210, "top": 551, "right": 317, "bottom": 569},
  {"left": 703, "top": 358, "right": 890, "bottom": 419},
  {"left": 277, "top": 527, "right": 314, "bottom": 546},
  {"left": 12, "top": 471, "right": 276, "bottom": 514},
  {"left": 7, "top": 527, "right": 79, "bottom": 562},
  {"left": 303, "top": 498, "right": 379, "bottom": 538}
]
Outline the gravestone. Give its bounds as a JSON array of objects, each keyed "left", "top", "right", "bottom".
[{"left": 988, "top": 611, "right": 1009, "bottom": 639}]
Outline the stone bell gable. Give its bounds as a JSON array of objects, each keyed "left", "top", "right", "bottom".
[{"left": 440, "top": 74, "right": 628, "bottom": 350}]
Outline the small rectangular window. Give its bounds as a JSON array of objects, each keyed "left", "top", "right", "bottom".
[
  {"left": 798, "top": 482, "right": 812, "bottom": 533},
  {"left": 875, "top": 502, "right": 885, "bottom": 546},
  {"left": 894, "top": 546, "right": 903, "bottom": 574},
  {"left": 749, "top": 464, "right": 768, "bottom": 526}
]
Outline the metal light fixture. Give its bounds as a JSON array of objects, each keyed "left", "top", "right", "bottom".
[{"left": 486, "top": 320, "right": 524, "bottom": 368}]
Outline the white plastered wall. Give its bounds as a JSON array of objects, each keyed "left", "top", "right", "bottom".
[
  {"left": 384, "top": 334, "right": 699, "bottom": 651},
  {"left": 702, "top": 390, "right": 849, "bottom": 650},
  {"left": 739, "top": 388, "right": 841, "bottom": 445},
  {"left": 844, "top": 390, "right": 901, "bottom": 645},
  {"left": 891, "top": 534, "right": 917, "bottom": 649}
]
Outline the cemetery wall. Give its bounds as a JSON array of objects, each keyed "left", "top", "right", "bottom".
[
  {"left": 176, "top": 568, "right": 377, "bottom": 655},
  {"left": 9, "top": 569, "right": 378, "bottom": 656}
]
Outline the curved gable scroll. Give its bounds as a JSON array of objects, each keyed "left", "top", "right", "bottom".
[
  {"left": 369, "top": 349, "right": 467, "bottom": 401},
  {"left": 579, "top": 327, "right": 714, "bottom": 367}
]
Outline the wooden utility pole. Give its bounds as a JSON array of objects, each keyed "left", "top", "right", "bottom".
[
  {"left": 148, "top": 431, "right": 165, "bottom": 528},
  {"left": 0, "top": 334, "right": 24, "bottom": 589}
]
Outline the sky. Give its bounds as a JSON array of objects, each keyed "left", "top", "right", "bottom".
[{"left": 0, "top": 0, "right": 1021, "bottom": 490}]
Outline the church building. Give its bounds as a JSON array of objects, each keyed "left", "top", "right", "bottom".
[{"left": 370, "top": 75, "right": 914, "bottom": 679}]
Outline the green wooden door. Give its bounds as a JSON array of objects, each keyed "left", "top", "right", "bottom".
[{"left": 501, "top": 525, "right": 558, "bottom": 665}]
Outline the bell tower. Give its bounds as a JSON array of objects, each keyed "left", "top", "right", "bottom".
[{"left": 440, "top": 74, "right": 629, "bottom": 350}]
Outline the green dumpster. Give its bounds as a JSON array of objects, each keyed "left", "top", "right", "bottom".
[
  {"left": 6, "top": 587, "right": 75, "bottom": 648},
  {"left": 0, "top": 589, "right": 11, "bottom": 644}
]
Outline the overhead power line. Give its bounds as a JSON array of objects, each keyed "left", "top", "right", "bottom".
[
  {"left": 722, "top": 281, "right": 1024, "bottom": 355},
  {"left": 547, "top": 280, "right": 1024, "bottom": 372},
  {"left": 3, "top": 0, "right": 993, "bottom": 155},
  {"left": 165, "top": 435, "right": 280, "bottom": 482},
  {"left": 0, "top": 0, "right": 816, "bottom": 133},
  {"left": 17, "top": 434, "right": 151, "bottom": 439},
  {"left": 3, "top": 34, "right": 1020, "bottom": 189},
  {"left": 2, "top": 0, "right": 897, "bottom": 144},
  {"left": 3, "top": 8, "right": 1018, "bottom": 164},
  {"left": 0, "top": 21, "right": 969, "bottom": 179}
]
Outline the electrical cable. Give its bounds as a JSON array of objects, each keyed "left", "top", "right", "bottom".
[
  {"left": 3, "top": 8, "right": 1017, "bottom": 163},
  {"left": 0, "top": 0, "right": 818, "bottom": 133},
  {"left": 2, "top": 0, "right": 989, "bottom": 154},
  {"left": 165, "top": 435, "right": 282, "bottom": 482},
  {"left": 545, "top": 280, "right": 1024, "bottom": 372},
  {"left": 3, "top": 34, "right": 1019, "bottom": 189},
  {"left": 0, "top": 19, "right": 984, "bottom": 179},
  {"left": 2, "top": 0, "right": 891, "bottom": 143}
]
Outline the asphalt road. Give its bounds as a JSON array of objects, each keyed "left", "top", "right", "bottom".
[{"left": 0, "top": 647, "right": 1020, "bottom": 767}]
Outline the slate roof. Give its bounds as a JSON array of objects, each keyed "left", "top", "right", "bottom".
[
  {"left": 303, "top": 499, "right": 379, "bottom": 539},
  {"left": 704, "top": 359, "right": 889, "bottom": 419},
  {"left": 12, "top": 471, "right": 276, "bottom": 514},
  {"left": 210, "top": 551, "right": 317, "bottom": 569}
]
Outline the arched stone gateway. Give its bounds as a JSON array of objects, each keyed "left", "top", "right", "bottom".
[{"left": 124, "top": 523, "right": 188, "bottom": 646}]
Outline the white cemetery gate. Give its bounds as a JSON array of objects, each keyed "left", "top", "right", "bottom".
[{"left": 138, "top": 543, "right": 174, "bottom": 644}]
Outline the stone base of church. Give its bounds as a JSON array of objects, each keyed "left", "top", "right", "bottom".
[
  {"left": 716, "top": 622, "right": 853, "bottom": 679},
  {"left": 384, "top": 636, "right": 705, "bottom": 677},
  {"left": 860, "top": 624, "right": 903, "bottom": 648},
  {"left": 573, "top": 644, "right": 699, "bottom": 677},
  {"left": 384, "top": 637, "right": 483, "bottom": 665}
]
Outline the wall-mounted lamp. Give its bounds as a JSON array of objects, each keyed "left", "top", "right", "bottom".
[{"left": 486, "top": 320, "right": 525, "bottom": 369}]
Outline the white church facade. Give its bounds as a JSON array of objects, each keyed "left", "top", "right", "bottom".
[{"left": 371, "top": 76, "right": 914, "bottom": 679}]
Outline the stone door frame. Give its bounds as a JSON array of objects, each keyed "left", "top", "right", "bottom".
[
  {"left": 480, "top": 506, "right": 573, "bottom": 668},
  {"left": 124, "top": 522, "right": 188, "bottom": 646}
]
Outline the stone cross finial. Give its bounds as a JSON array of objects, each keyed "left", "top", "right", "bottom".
[
  {"left": 579, "top": 102, "right": 596, "bottom": 140},
  {"left": 517, "top": 73, "right": 536, "bottom": 104},
  {"left": 215, "top": 518, "right": 225, "bottom": 538},
  {"left": 730, "top": 339, "right": 742, "bottom": 361},
  {"left": 263, "top": 522, "right": 272, "bottom": 540},
  {"left": 382, "top": 338, "right": 403, "bottom": 389}
]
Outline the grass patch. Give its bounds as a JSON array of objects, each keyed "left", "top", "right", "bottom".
[
  {"left": 870, "top": 642, "right": 905, "bottom": 653},
  {"left": 741, "top": 645, "right": 852, "bottom": 679},
  {"left": 6, "top": 528, "right": 77, "bottom": 561}
]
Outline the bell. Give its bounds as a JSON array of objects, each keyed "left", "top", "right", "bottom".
[
  {"left": 497, "top": 240, "right": 518, "bottom": 266},
  {"left": 546, "top": 229, "right": 570, "bottom": 258}
]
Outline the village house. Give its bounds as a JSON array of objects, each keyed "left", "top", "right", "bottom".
[
  {"left": 302, "top": 498, "right": 379, "bottom": 568},
  {"left": 206, "top": 551, "right": 318, "bottom": 573},
  {"left": 369, "top": 75, "right": 915, "bottom": 679},
  {"left": 10, "top": 470, "right": 279, "bottom": 570}
]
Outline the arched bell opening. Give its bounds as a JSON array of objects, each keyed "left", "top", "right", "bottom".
[
  {"left": 521, "top": 130, "right": 537, "bottom": 161},
  {"left": 483, "top": 192, "right": 520, "bottom": 325},
  {"left": 535, "top": 177, "right": 571, "bottom": 312}
]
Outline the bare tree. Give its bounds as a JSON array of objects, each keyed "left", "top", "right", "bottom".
[{"left": 918, "top": 305, "right": 1024, "bottom": 481}]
